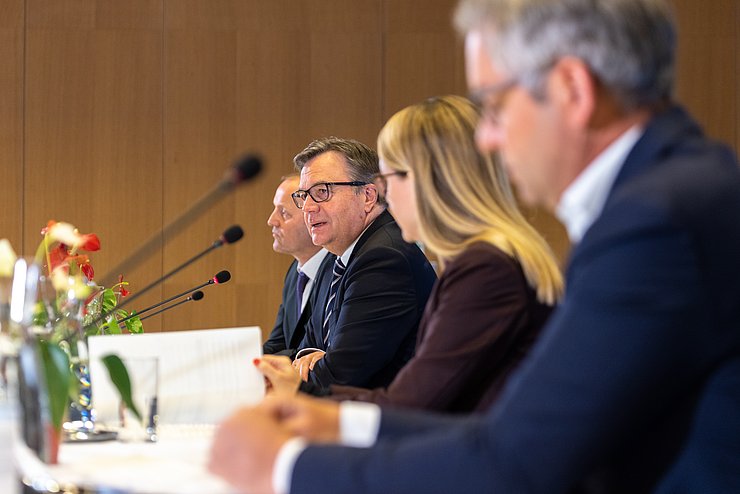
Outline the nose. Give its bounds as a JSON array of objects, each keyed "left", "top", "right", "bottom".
[
  {"left": 301, "top": 195, "right": 319, "bottom": 213},
  {"left": 475, "top": 119, "right": 504, "bottom": 154},
  {"left": 267, "top": 208, "right": 279, "bottom": 227}
]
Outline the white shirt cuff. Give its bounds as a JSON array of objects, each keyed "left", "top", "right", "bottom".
[
  {"left": 339, "top": 401, "right": 382, "bottom": 447},
  {"left": 272, "top": 401, "right": 381, "bottom": 494},
  {"left": 272, "top": 437, "right": 307, "bottom": 494}
]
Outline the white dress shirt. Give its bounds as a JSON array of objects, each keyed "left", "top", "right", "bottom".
[{"left": 556, "top": 125, "right": 644, "bottom": 243}]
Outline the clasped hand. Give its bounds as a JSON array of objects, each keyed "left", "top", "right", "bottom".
[
  {"left": 254, "top": 352, "right": 325, "bottom": 396},
  {"left": 208, "top": 394, "right": 341, "bottom": 494}
]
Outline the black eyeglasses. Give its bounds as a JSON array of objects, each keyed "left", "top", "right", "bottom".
[
  {"left": 291, "top": 181, "right": 368, "bottom": 209},
  {"left": 372, "top": 171, "right": 408, "bottom": 194}
]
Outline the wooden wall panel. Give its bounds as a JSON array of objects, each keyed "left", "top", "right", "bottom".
[
  {"left": 304, "top": 0, "right": 383, "bottom": 146},
  {"left": 24, "top": 0, "right": 164, "bottom": 326},
  {"left": 0, "top": 0, "right": 24, "bottom": 252},
  {"left": 672, "top": 0, "right": 738, "bottom": 152},
  {"left": 162, "top": 19, "right": 239, "bottom": 332},
  {"left": 383, "top": 0, "right": 465, "bottom": 117},
  {"left": 234, "top": 23, "right": 313, "bottom": 338}
]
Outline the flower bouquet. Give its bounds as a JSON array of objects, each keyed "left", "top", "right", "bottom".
[{"left": 2, "top": 221, "right": 145, "bottom": 460}]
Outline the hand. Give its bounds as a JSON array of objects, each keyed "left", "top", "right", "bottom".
[
  {"left": 208, "top": 405, "right": 294, "bottom": 494},
  {"left": 292, "top": 351, "right": 326, "bottom": 381},
  {"left": 254, "top": 355, "right": 301, "bottom": 396},
  {"left": 262, "top": 393, "right": 341, "bottom": 443}
]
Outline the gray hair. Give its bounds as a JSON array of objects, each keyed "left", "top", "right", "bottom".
[
  {"left": 293, "top": 136, "right": 386, "bottom": 207},
  {"left": 455, "top": 0, "right": 676, "bottom": 110}
]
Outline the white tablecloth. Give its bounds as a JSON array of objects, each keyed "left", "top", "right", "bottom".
[{"left": 15, "top": 426, "right": 239, "bottom": 493}]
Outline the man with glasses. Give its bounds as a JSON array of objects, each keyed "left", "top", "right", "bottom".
[
  {"left": 286, "top": 136, "right": 436, "bottom": 391},
  {"left": 263, "top": 175, "right": 333, "bottom": 358},
  {"left": 210, "top": 1, "right": 740, "bottom": 493}
]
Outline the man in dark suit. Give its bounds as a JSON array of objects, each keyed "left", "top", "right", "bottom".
[
  {"left": 289, "top": 137, "right": 436, "bottom": 389},
  {"left": 263, "top": 175, "right": 332, "bottom": 358},
  {"left": 210, "top": 1, "right": 740, "bottom": 493}
]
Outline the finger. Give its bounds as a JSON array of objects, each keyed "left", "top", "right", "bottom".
[
  {"left": 300, "top": 363, "right": 309, "bottom": 381},
  {"left": 263, "top": 355, "right": 292, "bottom": 370}
]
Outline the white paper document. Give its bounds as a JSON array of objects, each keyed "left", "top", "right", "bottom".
[{"left": 88, "top": 326, "right": 265, "bottom": 426}]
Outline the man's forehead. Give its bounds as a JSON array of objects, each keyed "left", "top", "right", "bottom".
[
  {"left": 275, "top": 178, "right": 299, "bottom": 203},
  {"left": 300, "top": 152, "right": 349, "bottom": 184},
  {"left": 465, "top": 30, "right": 505, "bottom": 89}
]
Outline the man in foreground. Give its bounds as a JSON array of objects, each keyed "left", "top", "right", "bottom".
[{"left": 211, "top": 1, "right": 740, "bottom": 492}]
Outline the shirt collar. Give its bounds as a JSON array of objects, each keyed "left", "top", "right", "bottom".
[
  {"left": 297, "top": 248, "right": 329, "bottom": 280},
  {"left": 556, "top": 125, "right": 644, "bottom": 244},
  {"left": 339, "top": 222, "right": 374, "bottom": 266}
]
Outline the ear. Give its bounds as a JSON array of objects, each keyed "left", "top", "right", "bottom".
[
  {"left": 363, "top": 184, "right": 379, "bottom": 212},
  {"left": 548, "top": 56, "right": 597, "bottom": 129}
]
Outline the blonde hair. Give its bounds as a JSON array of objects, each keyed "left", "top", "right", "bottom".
[{"left": 377, "top": 95, "right": 563, "bottom": 304}]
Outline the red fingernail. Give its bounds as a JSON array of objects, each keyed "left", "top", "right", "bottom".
[{"left": 253, "top": 358, "right": 261, "bottom": 366}]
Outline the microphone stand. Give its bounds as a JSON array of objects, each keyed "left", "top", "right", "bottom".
[
  {"left": 98, "top": 156, "right": 260, "bottom": 288},
  {"left": 115, "top": 279, "right": 217, "bottom": 326},
  {"left": 139, "top": 292, "right": 204, "bottom": 322}
]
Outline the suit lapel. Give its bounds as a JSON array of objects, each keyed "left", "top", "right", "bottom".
[
  {"left": 283, "top": 263, "right": 300, "bottom": 344},
  {"left": 567, "top": 106, "right": 703, "bottom": 268},
  {"left": 611, "top": 106, "right": 702, "bottom": 192}
]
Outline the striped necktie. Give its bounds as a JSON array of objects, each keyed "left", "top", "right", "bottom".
[{"left": 322, "top": 257, "right": 346, "bottom": 345}]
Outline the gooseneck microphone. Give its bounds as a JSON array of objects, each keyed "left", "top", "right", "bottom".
[
  {"left": 140, "top": 290, "right": 204, "bottom": 322},
  {"left": 114, "top": 271, "right": 229, "bottom": 328},
  {"left": 117, "top": 225, "right": 243, "bottom": 312},
  {"left": 99, "top": 154, "right": 261, "bottom": 288}
]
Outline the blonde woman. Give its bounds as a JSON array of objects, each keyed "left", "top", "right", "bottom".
[{"left": 257, "top": 95, "right": 563, "bottom": 413}]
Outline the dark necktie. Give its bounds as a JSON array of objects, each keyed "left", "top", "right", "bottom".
[
  {"left": 295, "top": 270, "right": 310, "bottom": 319},
  {"left": 322, "top": 257, "right": 346, "bottom": 345}
]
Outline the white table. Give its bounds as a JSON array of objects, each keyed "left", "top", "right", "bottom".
[{"left": 15, "top": 426, "right": 238, "bottom": 494}]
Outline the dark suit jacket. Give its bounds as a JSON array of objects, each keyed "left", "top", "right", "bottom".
[
  {"left": 298, "top": 210, "right": 437, "bottom": 388},
  {"left": 315, "top": 242, "right": 552, "bottom": 413},
  {"left": 262, "top": 255, "right": 334, "bottom": 358},
  {"left": 291, "top": 107, "right": 740, "bottom": 493}
]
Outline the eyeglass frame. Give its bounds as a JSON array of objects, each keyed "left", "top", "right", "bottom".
[
  {"left": 291, "top": 181, "right": 369, "bottom": 209},
  {"left": 467, "top": 77, "right": 521, "bottom": 126},
  {"left": 468, "top": 61, "right": 556, "bottom": 125},
  {"left": 372, "top": 171, "right": 408, "bottom": 194}
]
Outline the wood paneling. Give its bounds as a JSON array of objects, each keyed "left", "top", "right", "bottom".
[
  {"left": 0, "top": 0, "right": 24, "bottom": 252},
  {"left": 383, "top": 0, "right": 466, "bottom": 117},
  {"left": 162, "top": 17, "right": 239, "bottom": 332},
  {"left": 3, "top": 0, "right": 736, "bottom": 340},
  {"left": 672, "top": 0, "right": 738, "bottom": 151},
  {"left": 24, "top": 0, "right": 164, "bottom": 326}
]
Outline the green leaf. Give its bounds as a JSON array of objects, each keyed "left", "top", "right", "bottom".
[
  {"left": 100, "top": 354, "right": 142, "bottom": 422},
  {"left": 101, "top": 288, "right": 117, "bottom": 313},
  {"left": 124, "top": 315, "right": 143, "bottom": 334},
  {"left": 102, "top": 315, "right": 122, "bottom": 335},
  {"left": 38, "top": 340, "right": 72, "bottom": 433}
]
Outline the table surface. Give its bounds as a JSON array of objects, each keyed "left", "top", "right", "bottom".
[{"left": 13, "top": 425, "right": 239, "bottom": 494}]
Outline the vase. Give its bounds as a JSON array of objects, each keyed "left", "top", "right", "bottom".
[{"left": 51, "top": 285, "right": 96, "bottom": 439}]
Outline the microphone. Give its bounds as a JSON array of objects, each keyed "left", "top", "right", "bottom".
[
  {"left": 139, "top": 290, "right": 204, "bottom": 322},
  {"left": 114, "top": 271, "right": 230, "bottom": 328},
  {"left": 114, "top": 225, "right": 243, "bottom": 314},
  {"left": 99, "top": 154, "right": 262, "bottom": 287}
]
